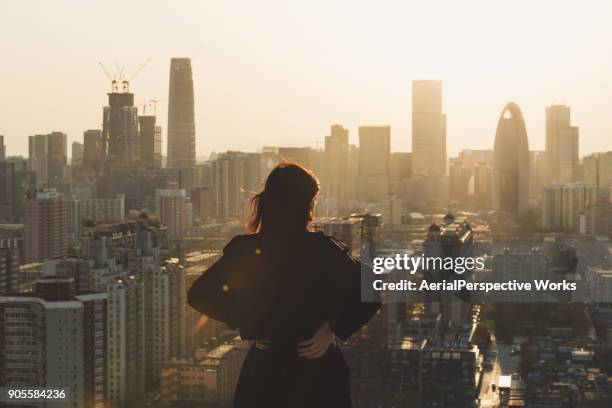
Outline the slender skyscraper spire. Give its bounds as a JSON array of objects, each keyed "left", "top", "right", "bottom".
[{"left": 167, "top": 58, "right": 196, "bottom": 169}]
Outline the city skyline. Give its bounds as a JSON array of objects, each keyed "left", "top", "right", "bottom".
[{"left": 2, "top": 1, "right": 612, "bottom": 157}]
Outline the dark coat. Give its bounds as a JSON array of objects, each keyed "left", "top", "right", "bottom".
[{"left": 187, "top": 231, "right": 381, "bottom": 408}]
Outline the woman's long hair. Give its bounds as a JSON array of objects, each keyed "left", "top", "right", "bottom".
[{"left": 246, "top": 161, "right": 319, "bottom": 234}]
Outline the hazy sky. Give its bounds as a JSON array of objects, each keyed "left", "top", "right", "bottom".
[{"left": 2, "top": 0, "right": 611, "bottom": 158}]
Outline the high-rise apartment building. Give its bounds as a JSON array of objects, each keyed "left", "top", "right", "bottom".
[
  {"left": 213, "top": 152, "right": 254, "bottom": 218},
  {"left": 0, "top": 248, "right": 18, "bottom": 294},
  {"left": 102, "top": 92, "right": 139, "bottom": 166},
  {"left": 106, "top": 276, "right": 146, "bottom": 407},
  {"left": 542, "top": 182, "right": 597, "bottom": 233},
  {"left": 159, "top": 190, "right": 192, "bottom": 238},
  {"left": 358, "top": 126, "right": 391, "bottom": 201},
  {"left": 0, "top": 276, "right": 107, "bottom": 408},
  {"left": 167, "top": 58, "right": 196, "bottom": 169},
  {"left": 412, "top": 80, "right": 447, "bottom": 177},
  {"left": 545, "top": 105, "right": 579, "bottom": 183},
  {"left": 139, "top": 115, "right": 162, "bottom": 168},
  {"left": 24, "top": 190, "right": 71, "bottom": 263},
  {"left": 492, "top": 103, "right": 530, "bottom": 213}
]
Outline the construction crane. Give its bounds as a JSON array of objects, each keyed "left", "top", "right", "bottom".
[
  {"left": 98, "top": 57, "right": 151, "bottom": 93},
  {"left": 98, "top": 62, "right": 118, "bottom": 92}
]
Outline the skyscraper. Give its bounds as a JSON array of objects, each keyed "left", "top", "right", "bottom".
[
  {"left": 139, "top": 115, "right": 162, "bottom": 168},
  {"left": 102, "top": 92, "right": 140, "bottom": 166},
  {"left": 71, "top": 141, "right": 83, "bottom": 165},
  {"left": 358, "top": 125, "right": 391, "bottom": 201},
  {"left": 0, "top": 135, "right": 5, "bottom": 160},
  {"left": 324, "top": 125, "right": 350, "bottom": 202},
  {"left": 492, "top": 103, "right": 530, "bottom": 213},
  {"left": 27, "top": 132, "right": 67, "bottom": 187},
  {"left": 545, "top": 105, "right": 579, "bottom": 183},
  {"left": 167, "top": 58, "right": 196, "bottom": 169},
  {"left": 28, "top": 134, "right": 48, "bottom": 184},
  {"left": 46, "top": 131, "right": 67, "bottom": 186},
  {"left": 83, "top": 129, "right": 102, "bottom": 170},
  {"left": 412, "top": 80, "right": 447, "bottom": 177}
]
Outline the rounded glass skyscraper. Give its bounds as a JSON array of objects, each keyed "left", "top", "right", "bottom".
[{"left": 492, "top": 102, "right": 530, "bottom": 213}]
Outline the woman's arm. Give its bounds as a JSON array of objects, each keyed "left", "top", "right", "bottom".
[
  {"left": 187, "top": 253, "right": 241, "bottom": 329},
  {"left": 324, "top": 237, "right": 381, "bottom": 340}
]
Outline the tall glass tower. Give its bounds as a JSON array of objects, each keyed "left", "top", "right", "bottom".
[{"left": 167, "top": 58, "right": 196, "bottom": 169}]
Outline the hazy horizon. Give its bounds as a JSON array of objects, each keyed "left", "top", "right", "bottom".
[{"left": 2, "top": 0, "right": 612, "bottom": 158}]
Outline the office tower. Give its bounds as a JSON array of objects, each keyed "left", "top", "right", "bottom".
[
  {"left": 542, "top": 182, "right": 597, "bottom": 233},
  {"left": 72, "top": 141, "right": 84, "bottom": 165},
  {"left": 24, "top": 190, "right": 71, "bottom": 263},
  {"left": 324, "top": 125, "right": 350, "bottom": 202},
  {"left": 106, "top": 276, "right": 146, "bottom": 407},
  {"left": 583, "top": 151, "right": 612, "bottom": 199},
  {"left": 102, "top": 91, "right": 140, "bottom": 166},
  {"left": 0, "top": 135, "right": 5, "bottom": 160},
  {"left": 390, "top": 152, "right": 412, "bottom": 182},
  {"left": 457, "top": 149, "right": 493, "bottom": 168},
  {"left": 139, "top": 115, "right": 162, "bottom": 168},
  {"left": 83, "top": 129, "right": 102, "bottom": 170},
  {"left": 107, "top": 167, "right": 168, "bottom": 212},
  {"left": 28, "top": 134, "right": 48, "bottom": 184},
  {"left": 159, "top": 190, "right": 192, "bottom": 238},
  {"left": 0, "top": 248, "right": 18, "bottom": 294},
  {"left": 28, "top": 132, "right": 67, "bottom": 187},
  {"left": 412, "top": 80, "right": 447, "bottom": 177},
  {"left": 545, "top": 105, "right": 579, "bottom": 183},
  {"left": 167, "top": 58, "right": 196, "bottom": 169},
  {"left": 0, "top": 159, "right": 36, "bottom": 219},
  {"left": 492, "top": 103, "right": 530, "bottom": 213},
  {"left": 358, "top": 126, "right": 391, "bottom": 201},
  {"left": 46, "top": 131, "right": 67, "bottom": 185},
  {"left": 0, "top": 276, "right": 107, "bottom": 408},
  {"left": 213, "top": 152, "right": 251, "bottom": 218}
]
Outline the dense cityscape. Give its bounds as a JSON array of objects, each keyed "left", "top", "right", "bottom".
[{"left": 1, "top": 54, "right": 612, "bottom": 408}]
